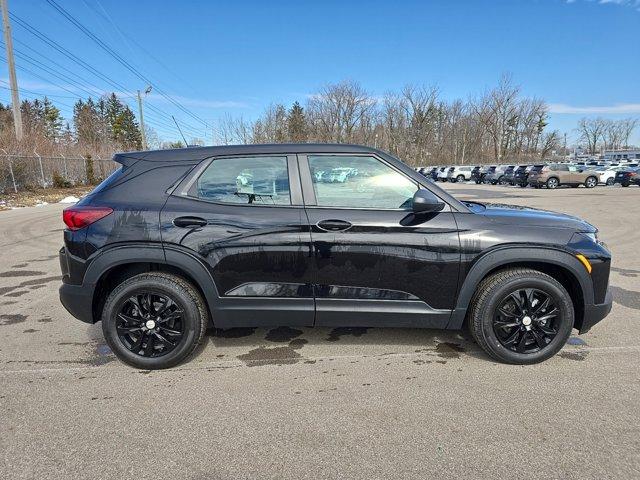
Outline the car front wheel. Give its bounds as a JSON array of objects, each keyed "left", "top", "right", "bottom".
[
  {"left": 606, "top": 178, "right": 614, "bottom": 186},
  {"left": 584, "top": 176, "right": 597, "bottom": 188},
  {"left": 101, "top": 272, "right": 208, "bottom": 369},
  {"left": 456, "top": 175, "right": 466, "bottom": 183},
  {"left": 468, "top": 268, "right": 574, "bottom": 364},
  {"left": 546, "top": 177, "right": 559, "bottom": 189}
]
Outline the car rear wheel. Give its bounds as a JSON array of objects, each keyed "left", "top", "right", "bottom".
[
  {"left": 498, "top": 176, "right": 506, "bottom": 185},
  {"left": 468, "top": 268, "right": 573, "bottom": 364},
  {"left": 101, "top": 272, "right": 208, "bottom": 369},
  {"left": 584, "top": 176, "right": 597, "bottom": 188},
  {"left": 456, "top": 175, "right": 466, "bottom": 183},
  {"left": 606, "top": 178, "right": 614, "bottom": 186},
  {"left": 546, "top": 177, "right": 559, "bottom": 189}
]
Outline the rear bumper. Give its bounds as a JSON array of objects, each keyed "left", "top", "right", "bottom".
[
  {"left": 59, "top": 283, "right": 95, "bottom": 324},
  {"left": 579, "top": 288, "right": 613, "bottom": 334}
]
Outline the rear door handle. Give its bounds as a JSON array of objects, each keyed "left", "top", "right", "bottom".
[
  {"left": 173, "top": 216, "right": 208, "bottom": 228},
  {"left": 317, "top": 219, "right": 352, "bottom": 232}
]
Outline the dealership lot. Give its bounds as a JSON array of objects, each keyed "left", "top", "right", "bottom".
[{"left": 1, "top": 183, "right": 639, "bottom": 479}]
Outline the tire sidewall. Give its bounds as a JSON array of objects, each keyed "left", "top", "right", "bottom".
[
  {"left": 546, "top": 177, "right": 559, "bottom": 189},
  {"left": 478, "top": 276, "right": 574, "bottom": 364},
  {"left": 102, "top": 277, "right": 202, "bottom": 369}
]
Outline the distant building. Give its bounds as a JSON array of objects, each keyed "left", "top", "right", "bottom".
[{"left": 602, "top": 149, "right": 640, "bottom": 162}]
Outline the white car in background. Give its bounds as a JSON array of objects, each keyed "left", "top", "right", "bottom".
[
  {"left": 437, "top": 166, "right": 450, "bottom": 181},
  {"left": 597, "top": 166, "right": 623, "bottom": 186},
  {"left": 447, "top": 165, "right": 474, "bottom": 183}
]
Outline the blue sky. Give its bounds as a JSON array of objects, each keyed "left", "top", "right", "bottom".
[{"left": 2, "top": 0, "right": 639, "bottom": 144}]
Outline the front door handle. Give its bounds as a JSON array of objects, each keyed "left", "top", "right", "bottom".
[
  {"left": 317, "top": 219, "right": 352, "bottom": 232},
  {"left": 173, "top": 216, "right": 208, "bottom": 228}
]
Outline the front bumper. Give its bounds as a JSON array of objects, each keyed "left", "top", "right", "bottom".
[{"left": 579, "top": 288, "right": 613, "bottom": 334}]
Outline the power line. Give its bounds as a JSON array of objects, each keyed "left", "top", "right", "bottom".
[
  {"left": 45, "top": 0, "right": 210, "bottom": 129},
  {"left": 8, "top": 12, "right": 208, "bottom": 137}
]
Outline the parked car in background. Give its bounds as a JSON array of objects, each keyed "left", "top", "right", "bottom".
[
  {"left": 470, "top": 166, "right": 482, "bottom": 184},
  {"left": 596, "top": 166, "right": 622, "bottom": 186},
  {"left": 484, "top": 165, "right": 515, "bottom": 185},
  {"left": 528, "top": 164, "right": 599, "bottom": 189},
  {"left": 447, "top": 165, "right": 474, "bottom": 182},
  {"left": 614, "top": 167, "right": 640, "bottom": 187},
  {"left": 505, "top": 165, "right": 527, "bottom": 186},
  {"left": 437, "top": 166, "right": 450, "bottom": 181},
  {"left": 479, "top": 165, "right": 496, "bottom": 184}
]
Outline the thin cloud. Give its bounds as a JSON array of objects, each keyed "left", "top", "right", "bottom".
[
  {"left": 567, "top": 0, "right": 640, "bottom": 11},
  {"left": 549, "top": 103, "right": 640, "bottom": 114}
]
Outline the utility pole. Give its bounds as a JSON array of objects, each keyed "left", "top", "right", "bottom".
[
  {"left": 137, "top": 86, "right": 151, "bottom": 149},
  {"left": 1, "top": 0, "right": 22, "bottom": 141}
]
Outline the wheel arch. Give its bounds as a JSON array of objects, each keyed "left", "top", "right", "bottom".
[
  {"left": 84, "top": 245, "right": 218, "bottom": 325},
  {"left": 448, "top": 246, "right": 593, "bottom": 331}
]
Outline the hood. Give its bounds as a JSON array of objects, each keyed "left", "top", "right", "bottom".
[{"left": 478, "top": 203, "right": 596, "bottom": 232}]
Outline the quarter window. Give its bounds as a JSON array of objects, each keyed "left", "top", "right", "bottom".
[
  {"left": 196, "top": 156, "right": 291, "bottom": 205},
  {"left": 308, "top": 155, "right": 418, "bottom": 209}
]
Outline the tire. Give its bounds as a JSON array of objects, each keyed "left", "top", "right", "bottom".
[
  {"left": 498, "top": 176, "right": 506, "bottom": 185},
  {"left": 606, "top": 178, "right": 614, "bottom": 186},
  {"left": 584, "top": 176, "right": 597, "bottom": 188},
  {"left": 546, "top": 177, "right": 559, "bottom": 189},
  {"left": 519, "top": 183, "right": 527, "bottom": 188},
  {"left": 468, "top": 268, "right": 574, "bottom": 364},
  {"left": 622, "top": 183, "right": 630, "bottom": 187},
  {"left": 456, "top": 175, "right": 466, "bottom": 183},
  {"left": 101, "top": 272, "right": 208, "bottom": 369}
]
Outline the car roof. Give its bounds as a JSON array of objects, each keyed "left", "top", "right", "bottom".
[{"left": 114, "top": 143, "right": 382, "bottom": 164}]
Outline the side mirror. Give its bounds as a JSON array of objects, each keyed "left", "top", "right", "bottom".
[{"left": 412, "top": 189, "right": 445, "bottom": 214}]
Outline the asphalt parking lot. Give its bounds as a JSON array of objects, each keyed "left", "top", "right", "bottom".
[{"left": 1, "top": 183, "right": 639, "bottom": 479}]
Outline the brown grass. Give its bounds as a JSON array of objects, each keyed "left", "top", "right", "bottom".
[{"left": 0, "top": 186, "right": 92, "bottom": 211}]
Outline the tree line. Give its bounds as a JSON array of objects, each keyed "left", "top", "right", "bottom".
[
  {"left": 0, "top": 76, "right": 637, "bottom": 168},
  {"left": 0, "top": 92, "right": 142, "bottom": 157}
]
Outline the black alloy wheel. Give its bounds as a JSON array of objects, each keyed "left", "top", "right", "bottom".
[
  {"left": 116, "top": 291, "right": 184, "bottom": 358},
  {"left": 492, "top": 288, "right": 558, "bottom": 354}
]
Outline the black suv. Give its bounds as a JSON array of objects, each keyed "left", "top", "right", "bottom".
[{"left": 59, "top": 144, "right": 612, "bottom": 369}]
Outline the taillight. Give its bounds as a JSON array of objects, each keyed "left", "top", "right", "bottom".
[
  {"left": 630, "top": 172, "right": 637, "bottom": 177},
  {"left": 63, "top": 206, "right": 113, "bottom": 231}
]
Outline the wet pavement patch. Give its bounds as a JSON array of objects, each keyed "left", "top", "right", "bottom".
[
  {"left": 11, "top": 263, "right": 28, "bottom": 268},
  {"left": 326, "top": 327, "right": 370, "bottom": 342},
  {"left": 23, "top": 328, "right": 38, "bottom": 333},
  {"left": 237, "top": 338, "right": 307, "bottom": 367},
  {"left": 0, "top": 275, "right": 61, "bottom": 297},
  {"left": 265, "top": 326, "right": 303, "bottom": 343},
  {"left": 38, "top": 316, "right": 52, "bottom": 323},
  {"left": 566, "top": 336, "right": 587, "bottom": 346},
  {"left": 610, "top": 286, "right": 640, "bottom": 310},
  {"left": 435, "top": 342, "right": 465, "bottom": 358},
  {"left": 0, "top": 270, "right": 45, "bottom": 278},
  {"left": 560, "top": 351, "right": 588, "bottom": 361},
  {"left": 215, "top": 327, "right": 257, "bottom": 338},
  {"left": 610, "top": 267, "right": 640, "bottom": 278},
  {"left": 0, "top": 314, "right": 27, "bottom": 326},
  {"left": 5, "top": 290, "right": 28, "bottom": 297}
]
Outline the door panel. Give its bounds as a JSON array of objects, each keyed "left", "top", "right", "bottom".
[
  {"left": 161, "top": 155, "right": 314, "bottom": 328},
  {"left": 301, "top": 153, "right": 461, "bottom": 328}
]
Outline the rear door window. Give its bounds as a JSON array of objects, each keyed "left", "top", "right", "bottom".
[{"left": 196, "top": 156, "right": 291, "bottom": 205}]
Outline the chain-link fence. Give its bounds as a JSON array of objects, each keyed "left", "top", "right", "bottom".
[{"left": 0, "top": 154, "right": 119, "bottom": 193}]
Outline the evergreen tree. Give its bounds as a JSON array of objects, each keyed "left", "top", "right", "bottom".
[
  {"left": 287, "top": 101, "right": 307, "bottom": 142},
  {"left": 42, "top": 97, "right": 62, "bottom": 139}
]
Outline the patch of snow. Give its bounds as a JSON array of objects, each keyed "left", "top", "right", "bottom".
[
  {"left": 59, "top": 196, "right": 80, "bottom": 204},
  {"left": 35, "top": 201, "right": 49, "bottom": 207}
]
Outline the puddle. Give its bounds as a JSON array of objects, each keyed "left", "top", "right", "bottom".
[
  {"left": 237, "top": 338, "right": 308, "bottom": 367},
  {"left": 265, "top": 326, "right": 303, "bottom": 343},
  {"left": 326, "top": 327, "right": 370, "bottom": 342},
  {"left": 610, "top": 286, "right": 640, "bottom": 310},
  {"left": 435, "top": 342, "right": 465, "bottom": 358},
  {"left": 0, "top": 270, "right": 45, "bottom": 278},
  {"left": 0, "top": 314, "right": 27, "bottom": 326},
  {"left": 215, "top": 327, "right": 256, "bottom": 339},
  {"left": 560, "top": 351, "right": 588, "bottom": 361}
]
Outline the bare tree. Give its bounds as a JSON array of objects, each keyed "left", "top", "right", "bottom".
[{"left": 577, "top": 117, "right": 608, "bottom": 154}]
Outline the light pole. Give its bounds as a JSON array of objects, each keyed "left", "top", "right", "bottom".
[{"left": 137, "top": 85, "right": 152, "bottom": 149}]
